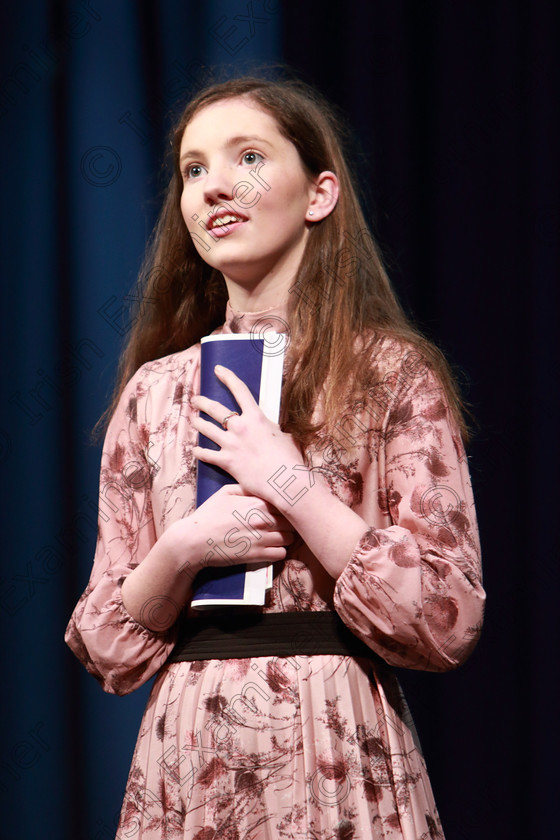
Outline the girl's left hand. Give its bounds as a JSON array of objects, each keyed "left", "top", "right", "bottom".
[{"left": 191, "top": 365, "right": 304, "bottom": 504}]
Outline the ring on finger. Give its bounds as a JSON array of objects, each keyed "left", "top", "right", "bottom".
[{"left": 221, "top": 411, "right": 240, "bottom": 431}]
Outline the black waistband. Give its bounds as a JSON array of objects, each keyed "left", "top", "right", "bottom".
[{"left": 166, "top": 610, "right": 377, "bottom": 662}]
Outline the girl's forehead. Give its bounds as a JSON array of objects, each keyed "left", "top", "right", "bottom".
[{"left": 181, "top": 98, "right": 281, "bottom": 144}]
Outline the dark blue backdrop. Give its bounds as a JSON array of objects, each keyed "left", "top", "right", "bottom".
[{"left": 1, "top": 2, "right": 558, "bottom": 839}]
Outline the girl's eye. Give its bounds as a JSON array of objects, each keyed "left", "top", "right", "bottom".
[
  {"left": 242, "top": 151, "right": 263, "bottom": 166},
  {"left": 185, "top": 164, "right": 206, "bottom": 180}
]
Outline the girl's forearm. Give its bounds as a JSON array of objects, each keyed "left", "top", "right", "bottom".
[
  {"left": 266, "top": 472, "right": 368, "bottom": 579},
  {"left": 121, "top": 519, "right": 203, "bottom": 631}
]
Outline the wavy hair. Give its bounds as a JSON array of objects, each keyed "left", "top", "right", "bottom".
[{"left": 98, "top": 76, "right": 469, "bottom": 446}]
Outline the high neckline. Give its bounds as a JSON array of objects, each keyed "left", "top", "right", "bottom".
[{"left": 221, "top": 299, "right": 290, "bottom": 335}]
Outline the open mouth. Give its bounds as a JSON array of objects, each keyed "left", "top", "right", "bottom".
[{"left": 206, "top": 212, "right": 247, "bottom": 234}]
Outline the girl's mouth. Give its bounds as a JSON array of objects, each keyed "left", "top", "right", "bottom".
[{"left": 206, "top": 212, "right": 248, "bottom": 237}]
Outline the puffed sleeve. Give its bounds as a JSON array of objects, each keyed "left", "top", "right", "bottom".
[
  {"left": 333, "top": 345, "right": 485, "bottom": 671},
  {"left": 64, "top": 368, "right": 177, "bottom": 695}
]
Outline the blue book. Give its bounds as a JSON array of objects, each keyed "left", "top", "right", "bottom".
[{"left": 191, "top": 332, "right": 286, "bottom": 608}]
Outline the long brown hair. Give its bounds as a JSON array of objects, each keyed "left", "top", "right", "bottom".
[{"left": 99, "top": 76, "right": 470, "bottom": 446}]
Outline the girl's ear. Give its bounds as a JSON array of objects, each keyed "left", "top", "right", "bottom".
[{"left": 306, "top": 171, "right": 339, "bottom": 222}]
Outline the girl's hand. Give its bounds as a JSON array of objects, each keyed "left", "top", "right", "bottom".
[
  {"left": 179, "top": 484, "right": 295, "bottom": 576},
  {"left": 121, "top": 484, "right": 294, "bottom": 632},
  {"left": 191, "top": 365, "right": 304, "bottom": 504}
]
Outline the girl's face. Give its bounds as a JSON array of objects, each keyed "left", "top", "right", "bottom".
[{"left": 179, "top": 97, "right": 317, "bottom": 296}]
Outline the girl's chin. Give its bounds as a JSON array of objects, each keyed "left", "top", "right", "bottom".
[{"left": 199, "top": 258, "right": 273, "bottom": 286}]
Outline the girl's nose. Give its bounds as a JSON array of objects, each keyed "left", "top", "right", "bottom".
[{"left": 203, "top": 165, "right": 235, "bottom": 205}]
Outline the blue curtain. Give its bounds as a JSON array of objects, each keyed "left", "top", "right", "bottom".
[
  {"left": 0, "top": 3, "right": 282, "bottom": 838},
  {"left": 1, "top": 2, "right": 558, "bottom": 838}
]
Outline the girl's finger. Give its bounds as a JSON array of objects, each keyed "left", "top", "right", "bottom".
[
  {"left": 192, "top": 394, "right": 230, "bottom": 421},
  {"left": 213, "top": 365, "right": 258, "bottom": 412},
  {"left": 192, "top": 414, "right": 229, "bottom": 443},
  {"left": 192, "top": 444, "right": 223, "bottom": 466}
]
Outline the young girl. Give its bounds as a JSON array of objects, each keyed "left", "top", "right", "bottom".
[{"left": 66, "top": 76, "right": 485, "bottom": 840}]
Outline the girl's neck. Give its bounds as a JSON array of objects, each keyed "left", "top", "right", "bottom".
[{"left": 222, "top": 257, "right": 300, "bottom": 313}]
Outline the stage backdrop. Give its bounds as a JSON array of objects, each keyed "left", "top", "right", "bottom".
[{"left": 0, "top": 2, "right": 558, "bottom": 839}]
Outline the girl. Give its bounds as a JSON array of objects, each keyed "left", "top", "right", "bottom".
[{"left": 66, "top": 76, "right": 485, "bottom": 839}]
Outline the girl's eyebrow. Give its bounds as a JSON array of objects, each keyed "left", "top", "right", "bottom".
[{"left": 180, "top": 135, "right": 273, "bottom": 164}]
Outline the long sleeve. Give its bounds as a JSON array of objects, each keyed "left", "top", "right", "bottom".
[
  {"left": 65, "top": 368, "right": 178, "bottom": 695},
  {"left": 333, "top": 344, "right": 485, "bottom": 671}
]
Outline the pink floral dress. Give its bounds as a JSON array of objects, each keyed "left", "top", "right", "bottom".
[{"left": 65, "top": 302, "right": 485, "bottom": 840}]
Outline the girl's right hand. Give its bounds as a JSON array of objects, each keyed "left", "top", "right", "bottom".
[
  {"left": 121, "top": 484, "right": 294, "bottom": 632},
  {"left": 173, "top": 484, "right": 295, "bottom": 581}
]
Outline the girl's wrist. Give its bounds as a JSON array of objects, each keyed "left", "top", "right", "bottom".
[
  {"left": 262, "top": 460, "right": 321, "bottom": 519},
  {"left": 163, "top": 517, "right": 205, "bottom": 582}
]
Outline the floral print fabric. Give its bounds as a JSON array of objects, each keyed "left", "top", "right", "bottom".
[{"left": 65, "top": 302, "right": 485, "bottom": 839}]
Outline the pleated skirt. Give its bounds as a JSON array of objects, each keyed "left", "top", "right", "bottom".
[{"left": 116, "top": 655, "right": 444, "bottom": 839}]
